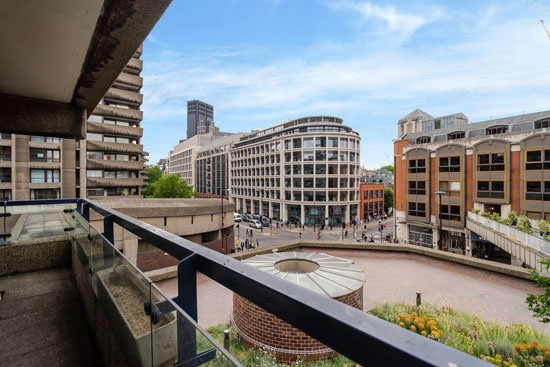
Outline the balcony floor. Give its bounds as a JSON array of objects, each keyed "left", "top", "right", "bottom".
[{"left": 0, "top": 267, "right": 102, "bottom": 367}]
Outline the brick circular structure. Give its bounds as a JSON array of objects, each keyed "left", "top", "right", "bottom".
[{"left": 232, "top": 252, "right": 365, "bottom": 362}]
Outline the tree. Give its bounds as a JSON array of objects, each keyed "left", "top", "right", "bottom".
[
  {"left": 384, "top": 187, "right": 393, "bottom": 214},
  {"left": 380, "top": 165, "right": 394, "bottom": 173},
  {"left": 152, "top": 174, "right": 194, "bottom": 198},
  {"left": 527, "top": 258, "right": 550, "bottom": 323},
  {"left": 142, "top": 166, "right": 162, "bottom": 197}
]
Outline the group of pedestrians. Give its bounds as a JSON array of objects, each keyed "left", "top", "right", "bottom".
[{"left": 236, "top": 228, "right": 259, "bottom": 252}]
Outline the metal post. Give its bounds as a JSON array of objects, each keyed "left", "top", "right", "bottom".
[
  {"left": 83, "top": 202, "right": 90, "bottom": 222},
  {"left": 224, "top": 329, "right": 230, "bottom": 351},
  {"left": 435, "top": 191, "right": 446, "bottom": 250},
  {"left": 177, "top": 254, "right": 198, "bottom": 362},
  {"left": 416, "top": 292, "right": 422, "bottom": 307}
]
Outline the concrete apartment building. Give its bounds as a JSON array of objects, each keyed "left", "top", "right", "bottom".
[
  {"left": 84, "top": 45, "right": 146, "bottom": 198},
  {"left": 394, "top": 109, "right": 550, "bottom": 257},
  {"left": 168, "top": 131, "right": 233, "bottom": 187},
  {"left": 187, "top": 100, "right": 215, "bottom": 138},
  {"left": 0, "top": 47, "right": 145, "bottom": 200},
  {"left": 195, "top": 133, "right": 243, "bottom": 197},
  {"left": 230, "top": 116, "right": 361, "bottom": 226}
]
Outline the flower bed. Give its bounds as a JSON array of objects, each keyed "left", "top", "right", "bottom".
[{"left": 371, "top": 303, "right": 550, "bottom": 367}]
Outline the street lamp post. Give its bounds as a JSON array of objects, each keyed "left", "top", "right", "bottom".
[{"left": 435, "top": 191, "right": 446, "bottom": 250}]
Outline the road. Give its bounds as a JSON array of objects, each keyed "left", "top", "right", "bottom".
[{"left": 233, "top": 217, "right": 394, "bottom": 248}]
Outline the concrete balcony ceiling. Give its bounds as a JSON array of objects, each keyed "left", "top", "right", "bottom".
[
  {"left": 86, "top": 159, "right": 144, "bottom": 171},
  {"left": 0, "top": 0, "right": 172, "bottom": 139},
  {"left": 92, "top": 104, "right": 143, "bottom": 121},
  {"left": 87, "top": 121, "right": 143, "bottom": 138},
  {"left": 87, "top": 140, "right": 143, "bottom": 154}
]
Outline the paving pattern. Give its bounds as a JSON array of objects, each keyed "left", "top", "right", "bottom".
[{"left": 157, "top": 248, "right": 550, "bottom": 333}]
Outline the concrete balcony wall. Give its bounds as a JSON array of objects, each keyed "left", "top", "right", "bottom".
[
  {"left": 114, "top": 72, "right": 143, "bottom": 89},
  {"left": 87, "top": 140, "right": 143, "bottom": 154},
  {"left": 126, "top": 57, "right": 143, "bottom": 72},
  {"left": 0, "top": 138, "right": 11, "bottom": 146},
  {"left": 92, "top": 104, "right": 143, "bottom": 122},
  {"left": 87, "top": 122, "right": 143, "bottom": 138},
  {"left": 28, "top": 141, "right": 61, "bottom": 149},
  {"left": 29, "top": 161, "right": 61, "bottom": 169},
  {"left": 86, "top": 159, "right": 144, "bottom": 171},
  {"left": 86, "top": 177, "right": 144, "bottom": 188},
  {"left": 104, "top": 88, "right": 143, "bottom": 105},
  {"left": 29, "top": 182, "right": 62, "bottom": 189}
]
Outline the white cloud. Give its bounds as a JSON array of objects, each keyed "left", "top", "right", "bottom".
[
  {"left": 322, "top": 0, "right": 442, "bottom": 40},
  {"left": 141, "top": 3, "right": 550, "bottom": 167}
]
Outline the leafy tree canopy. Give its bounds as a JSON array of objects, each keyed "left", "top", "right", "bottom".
[
  {"left": 380, "top": 165, "right": 394, "bottom": 173},
  {"left": 384, "top": 187, "right": 393, "bottom": 213},
  {"left": 152, "top": 174, "right": 194, "bottom": 198},
  {"left": 142, "top": 165, "right": 163, "bottom": 197}
]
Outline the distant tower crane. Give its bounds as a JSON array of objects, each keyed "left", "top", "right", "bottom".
[{"left": 541, "top": 20, "right": 550, "bottom": 41}]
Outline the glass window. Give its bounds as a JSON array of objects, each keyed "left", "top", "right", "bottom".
[
  {"left": 284, "top": 140, "right": 291, "bottom": 149},
  {"left": 339, "top": 138, "right": 348, "bottom": 148},
  {"left": 408, "top": 202, "right": 426, "bottom": 217},
  {"left": 303, "top": 138, "right": 314, "bottom": 148},
  {"left": 315, "top": 191, "right": 326, "bottom": 201},
  {"left": 526, "top": 150, "right": 550, "bottom": 170},
  {"left": 87, "top": 151, "right": 103, "bottom": 160},
  {"left": 104, "top": 171, "right": 115, "bottom": 178},
  {"left": 116, "top": 154, "right": 129, "bottom": 161},
  {"left": 293, "top": 138, "right": 301, "bottom": 149},
  {"left": 285, "top": 152, "right": 291, "bottom": 162},
  {"left": 304, "top": 178, "right": 314, "bottom": 188},
  {"left": 117, "top": 137, "right": 130, "bottom": 144},
  {"left": 315, "top": 137, "right": 326, "bottom": 147},
  {"left": 328, "top": 137, "right": 338, "bottom": 148},
  {"left": 408, "top": 225, "right": 433, "bottom": 248},
  {"left": 315, "top": 164, "right": 326, "bottom": 174},
  {"left": 328, "top": 150, "right": 338, "bottom": 161},
  {"left": 117, "top": 121, "right": 129, "bottom": 126},
  {"left": 293, "top": 191, "right": 302, "bottom": 201},
  {"left": 87, "top": 170, "right": 102, "bottom": 178},
  {"left": 103, "top": 136, "right": 116, "bottom": 142},
  {"left": 440, "top": 205, "right": 461, "bottom": 221},
  {"left": 303, "top": 191, "right": 314, "bottom": 201},
  {"left": 408, "top": 181, "right": 426, "bottom": 195},
  {"left": 315, "top": 150, "right": 326, "bottom": 161},
  {"left": 86, "top": 133, "right": 102, "bottom": 141},
  {"left": 408, "top": 159, "right": 426, "bottom": 173},
  {"left": 439, "top": 156, "right": 461, "bottom": 172},
  {"left": 304, "top": 164, "right": 314, "bottom": 174},
  {"left": 303, "top": 151, "right": 314, "bottom": 161},
  {"left": 293, "top": 177, "right": 301, "bottom": 188},
  {"left": 293, "top": 165, "right": 302, "bottom": 175},
  {"left": 339, "top": 151, "right": 348, "bottom": 161},
  {"left": 103, "top": 119, "right": 115, "bottom": 125},
  {"left": 477, "top": 153, "right": 505, "bottom": 171},
  {"left": 315, "top": 178, "right": 326, "bottom": 188},
  {"left": 117, "top": 171, "right": 129, "bottom": 178},
  {"left": 293, "top": 151, "right": 301, "bottom": 162}
]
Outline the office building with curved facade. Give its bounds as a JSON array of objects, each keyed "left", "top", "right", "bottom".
[
  {"left": 230, "top": 116, "right": 360, "bottom": 226},
  {"left": 394, "top": 109, "right": 550, "bottom": 260}
]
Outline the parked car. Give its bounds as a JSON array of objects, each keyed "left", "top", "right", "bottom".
[
  {"left": 234, "top": 213, "right": 242, "bottom": 222},
  {"left": 249, "top": 219, "right": 262, "bottom": 229},
  {"left": 242, "top": 214, "right": 250, "bottom": 222},
  {"left": 260, "top": 216, "right": 270, "bottom": 227}
]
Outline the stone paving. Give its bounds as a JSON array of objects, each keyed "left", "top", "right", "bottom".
[{"left": 156, "top": 248, "right": 550, "bottom": 332}]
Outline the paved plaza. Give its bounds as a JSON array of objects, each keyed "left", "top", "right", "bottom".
[{"left": 157, "top": 248, "right": 549, "bottom": 332}]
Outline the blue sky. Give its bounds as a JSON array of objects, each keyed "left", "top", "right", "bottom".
[{"left": 141, "top": 0, "right": 550, "bottom": 168}]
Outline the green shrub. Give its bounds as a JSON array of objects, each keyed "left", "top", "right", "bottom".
[
  {"left": 517, "top": 216, "right": 534, "bottom": 234},
  {"left": 472, "top": 209, "right": 481, "bottom": 214}
]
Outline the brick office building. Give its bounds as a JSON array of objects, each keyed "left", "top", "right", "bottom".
[
  {"left": 359, "top": 183, "right": 385, "bottom": 220},
  {"left": 394, "top": 109, "right": 550, "bottom": 255}
]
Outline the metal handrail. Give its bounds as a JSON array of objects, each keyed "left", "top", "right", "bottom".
[
  {"left": 468, "top": 212, "right": 550, "bottom": 256},
  {"left": 4, "top": 198, "right": 491, "bottom": 367}
]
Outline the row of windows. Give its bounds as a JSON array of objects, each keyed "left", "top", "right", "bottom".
[
  {"left": 284, "top": 137, "right": 358, "bottom": 150},
  {"left": 30, "top": 169, "right": 59, "bottom": 183},
  {"left": 87, "top": 115, "right": 139, "bottom": 127},
  {"left": 232, "top": 164, "right": 360, "bottom": 178},
  {"left": 31, "top": 148, "right": 60, "bottom": 162},
  {"left": 86, "top": 151, "right": 137, "bottom": 161},
  {"left": 0, "top": 147, "right": 11, "bottom": 161},
  {"left": 526, "top": 181, "right": 550, "bottom": 201},
  {"left": 363, "top": 189, "right": 384, "bottom": 199},
  {"left": 86, "top": 170, "right": 137, "bottom": 179},
  {"left": 409, "top": 202, "right": 461, "bottom": 221},
  {"left": 87, "top": 133, "right": 138, "bottom": 144},
  {"left": 87, "top": 187, "right": 139, "bottom": 197},
  {"left": 409, "top": 150, "right": 549, "bottom": 173}
]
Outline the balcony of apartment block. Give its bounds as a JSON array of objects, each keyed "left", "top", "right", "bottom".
[
  {"left": 28, "top": 140, "right": 61, "bottom": 149},
  {"left": 92, "top": 103, "right": 143, "bottom": 122},
  {"left": 466, "top": 211, "right": 550, "bottom": 271},
  {"left": 29, "top": 161, "right": 62, "bottom": 169},
  {"left": 0, "top": 138, "right": 11, "bottom": 147},
  {"left": 86, "top": 158, "right": 144, "bottom": 171},
  {"left": 104, "top": 87, "right": 143, "bottom": 105},
  {"left": 0, "top": 198, "right": 489, "bottom": 367},
  {"left": 124, "top": 57, "right": 143, "bottom": 74},
  {"left": 87, "top": 177, "right": 144, "bottom": 188},
  {"left": 113, "top": 72, "right": 143, "bottom": 90},
  {"left": 87, "top": 140, "right": 143, "bottom": 154},
  {"left": 87, "top": 121, "right": 143, "bottom": 138},
  {"left": 29, "top": 182, "right": 61, "bottom": 190}
]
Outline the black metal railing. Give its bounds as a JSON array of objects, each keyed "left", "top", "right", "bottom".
[{"left": 2, "top": 198, "right": 491, "bottom": 367}]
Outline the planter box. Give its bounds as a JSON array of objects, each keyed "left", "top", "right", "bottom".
[{"left": 95, "top": 265, "right": 177, "bottom": 366}]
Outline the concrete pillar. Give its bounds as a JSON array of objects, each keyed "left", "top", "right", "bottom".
[
  {"left": 282, "top": 202, "right": 288, "bottom": 222},
  {"left": 465, "top": 229, "right": 473, "bottom": 257},
  {"left": 269, "top": 202, "right": 273, "bottom": 219},
  {"left": 344, "top": 204, "right": 350, "bottom": 224},
  {"left": 325, "top": 204, "right": 329, "bottom": 226},
  {"left": 511, "top": 255, "right": 523, "bottom": 267},
  {"left": 300, "top": 204, "right": 305, "bottom": 226},
  {"left": 432, "top": 228, "right": 439, "bottom": 249}
]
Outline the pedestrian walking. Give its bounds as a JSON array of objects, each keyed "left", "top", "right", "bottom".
[
  {"left": 345, "top": 229, "right": 348, "bottom": 238},
  {"left": 299, "top": 232, "right": 302, "bottom": 239},
  {"left": 256, "top": 238, "right": 259, "bottom": 248}
]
